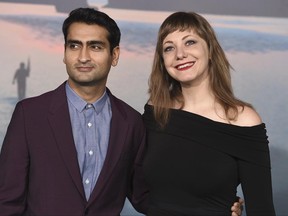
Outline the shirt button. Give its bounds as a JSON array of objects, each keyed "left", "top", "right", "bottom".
[
  {"left": 87, "top": 122, "right": 92, "bottom": 127},
  {"left": 87, "top": 104, "right": 92, "bottom": 108},
  {"left": 89, "top": 150, "right": 93, "bottom": 156},
  {"left": 85, "top": 179, "right": 90, "bottom": 184}
]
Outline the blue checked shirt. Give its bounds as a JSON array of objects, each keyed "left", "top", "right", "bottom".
[{"left": 65, "top": 83, "right": 112, "bottom": 201}]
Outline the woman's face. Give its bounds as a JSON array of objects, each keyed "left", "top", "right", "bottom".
[{"left": 162, "top": 29, "right": 210, "bottom": 87}]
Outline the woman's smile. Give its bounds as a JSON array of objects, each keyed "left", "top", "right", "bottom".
[{"left": 175, "top": 61, "right": 195, "bottom": 71}]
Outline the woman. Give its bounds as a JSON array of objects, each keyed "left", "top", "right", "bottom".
[{"left": 142, "top": 11, "right": 275, "bottom": 215}]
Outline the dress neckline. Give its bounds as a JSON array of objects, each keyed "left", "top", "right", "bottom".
[{"left": 144, "top": 104, "right": 265, "bottom": 130}]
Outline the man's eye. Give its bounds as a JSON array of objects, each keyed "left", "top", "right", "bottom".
[
  {"left": 69, "top": 44, "right": 80, "bottom": 49},
  {"left": 90, "top": 45, "right": 102, "bottom": 50}
]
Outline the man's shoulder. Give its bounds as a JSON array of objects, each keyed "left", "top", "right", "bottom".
[
  {"left": 111, "top": 95, "right": 140, "bottom": 114},
  {"left": 107, "top": 90, "right": 140, "bottom": 114},
  {"left": 108, "top": 92, "right": 143, "bottom": 125},
  {"left": 19, "top": 82, "right": 66, "bottom": 108}
]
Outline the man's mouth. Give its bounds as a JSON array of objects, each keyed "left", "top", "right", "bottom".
[{"left": 76, "top": 66, "right": 94, "bottom": 72}]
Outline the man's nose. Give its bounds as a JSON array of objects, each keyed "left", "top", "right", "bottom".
[{"left": 78, "top": 47, "right": 91, "bottom": 63}]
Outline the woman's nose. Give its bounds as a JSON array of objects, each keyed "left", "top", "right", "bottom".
[{"left": 176, "top": 47, "right": 188, "bottom": 60}]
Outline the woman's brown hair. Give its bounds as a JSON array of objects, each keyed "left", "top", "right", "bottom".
[{"left": 148, "top": 11, "right": 251, "bottom": 127}]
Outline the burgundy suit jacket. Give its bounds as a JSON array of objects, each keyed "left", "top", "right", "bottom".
[{"left": 0, "top": 82, "right": 148, "bottom": 216}]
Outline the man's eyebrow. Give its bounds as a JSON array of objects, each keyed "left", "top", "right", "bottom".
[
  {"left": 66, "top": 39, "right": 82, "bottom": 45},
  {"left": 87, "top": 40, "right": 106, "bottom": 46},
  {"left": 66, "top": 40, "right": 106, "bottom": 46}
]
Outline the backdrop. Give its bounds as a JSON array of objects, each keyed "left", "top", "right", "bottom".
[{"left": 0, "top": 1, "right": 287, "bottom": 215}]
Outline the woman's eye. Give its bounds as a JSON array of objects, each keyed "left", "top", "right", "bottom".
[
  {"left": 163, "top": 46, "right": 174, "bottom": 52},
  {"left": 186, "top": 40, "right": 196, "bottom": 46}
]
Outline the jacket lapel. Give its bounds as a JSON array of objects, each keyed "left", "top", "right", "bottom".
[
  {"left": 88, "top": 90, "right": 129, "bottom": 204},
  {"left": 47, "top": 83, "right": 86, "bottom": 200}
]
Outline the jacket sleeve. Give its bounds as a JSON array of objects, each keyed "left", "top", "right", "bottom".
[
  {"left": 0, "top": 102, "right": 29, "bottom": 215},
  {"left": 127, "top": 120, "right": 149, "bottom": 214}
]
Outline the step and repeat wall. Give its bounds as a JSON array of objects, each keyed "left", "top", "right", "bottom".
[{"left": 0, "top": 1, "right": 287, "bottom": 215}]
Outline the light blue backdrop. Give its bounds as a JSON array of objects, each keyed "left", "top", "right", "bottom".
[{"left": 0, "top": 1, "right": 287, "bottom": 215}]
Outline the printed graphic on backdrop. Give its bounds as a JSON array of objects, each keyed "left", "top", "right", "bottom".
[{"left": 0, "top": 0, "right": 287, "bottom": 215}]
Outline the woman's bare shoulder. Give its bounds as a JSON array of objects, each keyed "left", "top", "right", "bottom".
[{"left": 233, "top": 106, "right": 262, "bottom": 126}]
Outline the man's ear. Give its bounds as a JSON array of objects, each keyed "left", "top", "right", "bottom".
[
  {"left": 63, "top": 44, "right": 66, "bottom": 64},
  {"left": 111, "top": 46, "right": 120, "bottom": 67}
]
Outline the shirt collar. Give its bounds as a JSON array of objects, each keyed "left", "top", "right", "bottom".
[{"left": 65, "top": 82, "right": 109, "bottom": 114}]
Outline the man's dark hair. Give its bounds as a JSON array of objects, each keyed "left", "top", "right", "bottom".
[{"left": 62, "top": 7, "right": 121, "bottom": 53}]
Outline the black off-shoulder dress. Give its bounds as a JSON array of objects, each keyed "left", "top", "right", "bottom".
[{"left": 142, "top": 104, "right": 275, "bottom": 216}]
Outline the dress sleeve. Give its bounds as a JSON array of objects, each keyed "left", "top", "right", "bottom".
[{"left": 237, "top": 128, "right": 276, "bottom": 216}]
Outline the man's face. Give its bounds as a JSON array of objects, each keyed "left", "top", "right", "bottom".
[{"left": 63, "top": 22, "right": 119, "bottom": 88}]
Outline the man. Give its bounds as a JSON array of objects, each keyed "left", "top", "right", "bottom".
[
  {"left": 0, "top": 8, "right": 148, "bottom": 215},
  {"left": 0, "top": 8, "right": 242, "bottom": 215},
  {"left": 12, "top": 58, "right": 30, "bottom": 101}
]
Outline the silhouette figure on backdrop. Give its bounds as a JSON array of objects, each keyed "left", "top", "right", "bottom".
[{"left": 12, "top": 58, "right": 30, "bottom": 101}]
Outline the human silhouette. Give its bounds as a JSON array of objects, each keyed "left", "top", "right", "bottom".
[{"left": 12, "top": 58, "right": 30, "bottom": 101}]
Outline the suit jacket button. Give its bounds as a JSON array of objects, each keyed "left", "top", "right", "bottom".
[{"left": 84, "top": 208, "right": 89, "bottom": 215}]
